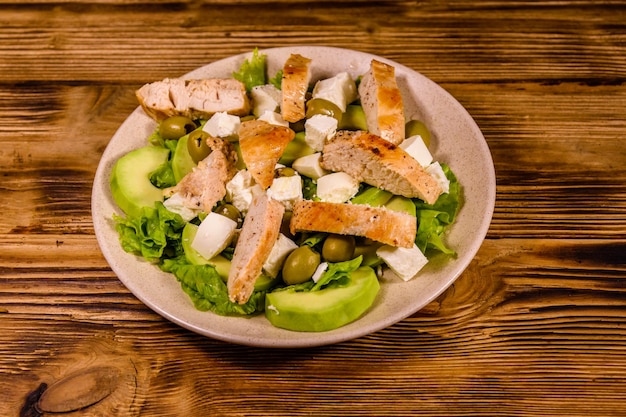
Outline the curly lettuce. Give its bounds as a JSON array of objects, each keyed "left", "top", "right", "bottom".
[{"left": 413, "top": 163, "right": 461, "bottom": 256}]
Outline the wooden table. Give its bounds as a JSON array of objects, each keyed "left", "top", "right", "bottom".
[{"left": 2, "top": 1, "right": 625, "bottom": 415}]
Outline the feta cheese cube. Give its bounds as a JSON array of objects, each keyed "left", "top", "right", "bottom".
[
  {"left": 292, "top": 152, "right": 329, "bottom": 179},
  {"left": 376, "top": 244, "right": 429, "bottom": 281},
  {"left": 163, "top": 192, "right": 200, "bottom": 222},
  {"left": 263, "top": 233, "right": 298, "bottom": 278},
  {"left": 258, "top": 110, "right": 289, "bottom": 127},
  {"left": 311, "top": 262, "right": 329, "bottom": 283},
  {"left": 225, "top": 170, "right": 264, "bottom": 213},
  {"left": 251, "top": 84, "right": 282, "bottom": 117},
  {"left": 311, "top": 262, "right": 328, "bottom": 282},
  {"left": 425, "top": 161, "right": 450, "bottom": 194},
  {"left": 202, "top": 111, "right": 241, "bottom": 138},
  {"left": 312, "top": 72, "right": 358, "bottom": 112},
  {"left": 191, "top": 212, "right": 237, "bottom": 260},
  {"left": 399, "top": 134, "right": 433, "bottom": 167},
  {"left": 316, "top": 172, "right": 359, "bottom": 203},
  {"left": 267, "top": 174, "right": 303, "bottom": 211},
  {"left": 304, "top": 114, "right": 338, "bottom": 152}
]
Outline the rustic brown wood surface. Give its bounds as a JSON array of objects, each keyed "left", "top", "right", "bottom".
[{"left": 1, "top": 1, "right": 625, "bottom": 416}]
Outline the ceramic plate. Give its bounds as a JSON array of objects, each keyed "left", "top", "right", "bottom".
[{"left": 92, "top": 46, "right": 495, "bottom": 348}]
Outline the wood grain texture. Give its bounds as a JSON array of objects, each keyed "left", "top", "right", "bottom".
[{"left": 1, "top": 1, "right": 625, "bottom": 416}]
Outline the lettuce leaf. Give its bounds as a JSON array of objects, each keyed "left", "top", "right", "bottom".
[
  {"left": 160, "top": 257, "right": 265, "bottom": 316},
  {"left": 311, "top": 256, "right": 363, "bottom": 291},
  {"left": 269, "top": 69, "right": 283, "bottom": 90},
  {"left": 114, "top": 202, "right": 186, "bottom": 262},
  {"left": 272, "top": 255, "right": 363, "bottom": 294},
  {"left": 150, "top": 160, "right": 176, "bottom": 188},
  {"left": 232, "top": 48, "right": 267, "bottom": 92},
  {"left": 413, "top": 163, "right": 461, "bottom": 256}
]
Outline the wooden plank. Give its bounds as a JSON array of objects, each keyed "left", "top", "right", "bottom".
[
  {"left": 2, "top": 240, "right": 625, "bottom": 415},
  {"left": 0, "top": 3, "right": 624, "bottom": 83}
]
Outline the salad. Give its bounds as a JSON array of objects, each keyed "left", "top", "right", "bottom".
[{"left": 110, "top": 49, "right": 461, "bottom": 332}]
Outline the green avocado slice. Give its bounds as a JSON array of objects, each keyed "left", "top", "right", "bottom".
[
  {"left": 110, "top": 145, "right": 170, "bottom": 218},
  {"left": 265, "top": 266, "right": 380, "bottom": 332},
  {"left": 172, "top": 135, "right": 197, "bottom": 183},
  {"left": 384, "top": 195, "right": 417, "bottom": 216}
]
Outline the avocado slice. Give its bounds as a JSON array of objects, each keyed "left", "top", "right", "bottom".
[
  {"left": 265, "top": 266, "right": 380, "bottom": 332},
  {"left": 338, "top": 104, "right": 367, "bottom": 131},
  {"left": 350, "top": 186, "right": 393, "bottom": 206},
  {"left": 172, "top": 135, "right": 197, "bottom": 182},
  {"left": 353, "top": 243, "right": 384, "bottom": 267},
  {"left": 384, "top": 195, "right": 417, "bottom": 216},
  {"left": 279, "top": 131, "right": 315, "bottom": 165},
  {"left": 182, "top": 223, "right": 279, "bottom": 290},
  {"left": 110, "top": 145, "right": 170, "bottom": 218}
]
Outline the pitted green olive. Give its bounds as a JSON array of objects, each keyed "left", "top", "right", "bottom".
[
  {"left": 282, "top": 246, "right": 321, "bottom": 285},
  {"left": 160, "top": 116, "right": 197, "bottom": 140},
  {"left": 187, "top": 130, "right": 211, "bottom": 163},
  {"left": 306, "top": 98, "right": 342, "bottom": 122},
  {"left": 214, "top": 203, "right": 241, "bottom": 224},
  {"left": 405, "top": 119, "right": 431, "bottom": 147},
  {"left": 322, "top": 234, "right": 356, "bottom": 262}
]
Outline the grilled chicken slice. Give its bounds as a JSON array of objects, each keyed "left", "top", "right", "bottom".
[
  {"left": 228, "top": 194, "right": 285, "bottom": 304},
  {"left": 164, "top": 136, "right": 238, "bottom": 212},
  {"left": 238, "top": 119, "right": 295, "bottom": 189},
  {"left": 281, "top": 54, "right": 312, "bottom": 123},
  {"left": 136, "top": 78, "right": 250, "bottom": 121},
  {"left": 358, "top": 60, "right": 405, "bottom": 145},
  {"left": 290, "top": 200, "right": 416, "bottom": 248},
  {"left": 321, "top": 130, "right": 442, "bottom": 205}
]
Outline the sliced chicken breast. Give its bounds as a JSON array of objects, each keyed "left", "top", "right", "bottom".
[
  {"left": 321, "top": 130, "right": 442, "bottom": 205},
  {"left": 238, "top": 119, "right": 295, "bottom": 189},
  {"left": 228, "top": 194, "right": 285, "bottom": 304},
  {"left": 358, "top": 59, "right": 405, "bottom": 145},
  {"left": 165, "top": 149, "right": 235, "bottom": 213},
  {"left": 281, "top": 54, "right": 312, "bottom": 123},
  {"left": 136, "top": 78, "right": 250, "bottom": 121},
  {"left": 290, "top": 200, "right": 416, "bottom": 248}
]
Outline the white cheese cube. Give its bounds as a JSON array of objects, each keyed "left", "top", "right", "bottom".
[
  {"left": 399, "top": 134, "right": 433, "bottom": 167},
  {"left": 311, "top": 262, "right": 329, "bottom": 283},
  {"left": 191, "top": 212, "right": 237, "bottom": 260},
  {"left": 304, "top": 114, "right": 338, "bottom": 152},
  {"left": 267, "top": 175, "right": 303, "bottom": 211},
  {"left": 163, "top": 192, "right": 200, "bottom": 222},
  {"left": 316, "top": 172, "right": 359, "bottom": 203},
  {"left": 292, "top": 152, "right": 329, "bottom": 180},
  {"left": 258, "top": 110, "right": 289, "bottom": 127},
  {"left": 251, "top": 84, "right": 282, "bottom": 117},
  {"left": 225, "top": 170, "right": 264, "bottom": 213},
  {"left": 312, "top": 72, "right": 358, "bottom": 112},
  {"left": 263, "top": 234, "right": 298, "bottom": 278},
  {"left": 376, "top": 244, "right": 429, "bottom": 281},
  {"left": 425, "top": 161, "right": 450, "bottom": 194},
  {"left": 202, "top": 111, "right": 241, "bottom": 138}
]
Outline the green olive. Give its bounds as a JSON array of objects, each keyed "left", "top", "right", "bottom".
[
  {"left": 405, "top": 119, "right": 431, "bottom": 147},
  {"left": 214, "top": 203, "right": 241, "bottom": 224},
  {"left": 282, "top": 246, "right": 321, "bottom": 285},
  {"left": 306, "top": 98, "right": 342, "bottom": 122},
  {"left": 160, "top": 116, "right": 197, "bottom": 140},
  {"left": 275, "top": 167, "right": 297, "bottom": 178},
  {"left": 322, "top": 234, "right": 356, "bottom": 262},
  {"left": 187, "top": 130, "right": 211, "bottom": 163}
]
